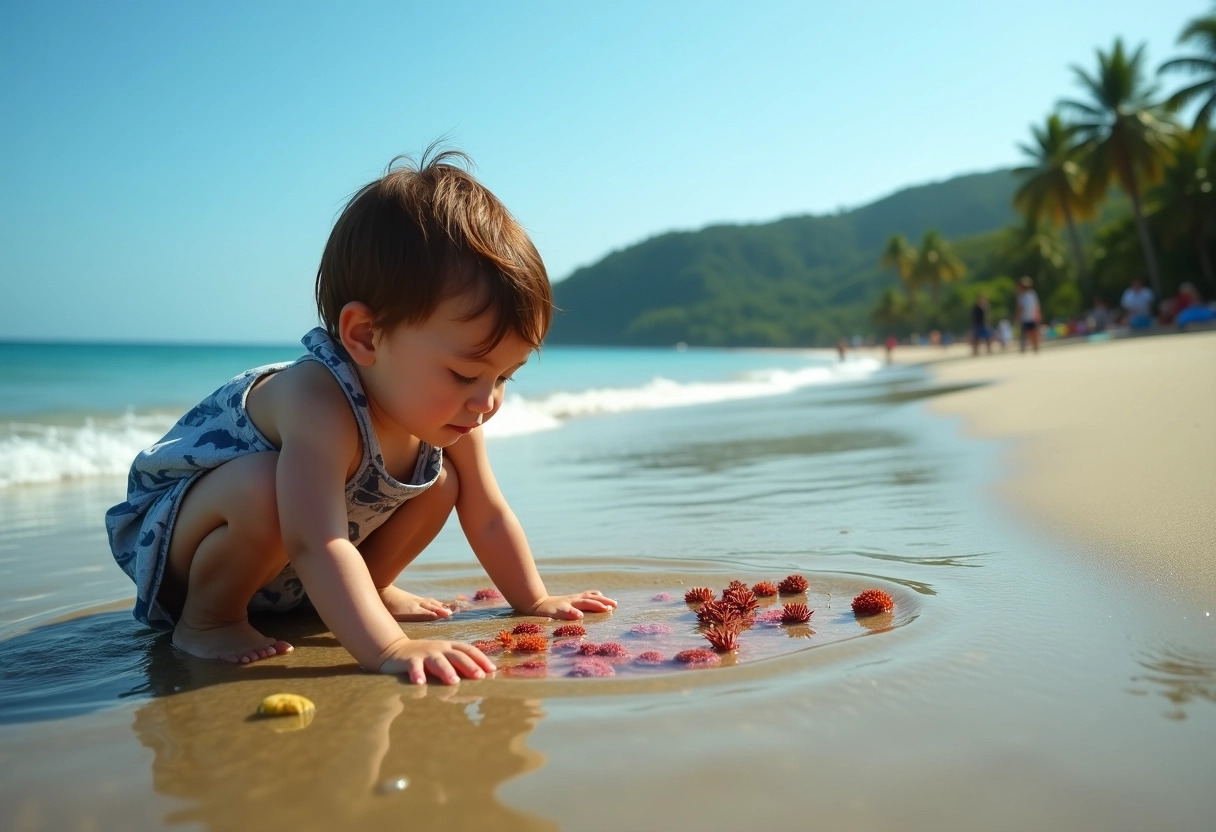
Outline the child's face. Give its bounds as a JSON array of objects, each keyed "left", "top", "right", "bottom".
[{"left": 362, "top": 296, "right": 532, "bottom": 448}]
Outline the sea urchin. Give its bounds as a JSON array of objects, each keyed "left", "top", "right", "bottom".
[
  {"left": 703, "top": 625, "right": 740, "bottom": 652},
  {"left": 852, "top": 589, "right": 894, "bottom": 616},
  {"left": 512, "top": 634, "right": 548, "bottom": 653},
  {"left": 778, "top": 574, "right": 809, "bottom": 594},
  {"left": 752, "top": 581, "right": 779, "bottom": 597},
  {"left": 684, "top": 587, "right": 715, "bottom": 604},
  {"left": 780, "top": 603, "right": 813, "bottom": 624},
  {"left": 473, "top": 588, "right": 504, "bottom": 601}
]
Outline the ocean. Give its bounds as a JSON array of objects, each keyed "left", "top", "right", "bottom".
[{"left": 1, "top": 338, "right": 1213, "bottom": 830}]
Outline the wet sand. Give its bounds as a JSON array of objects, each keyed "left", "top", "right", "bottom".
[
  {"left": 3, "top": 338, "right": 1215, "bottom": 831},
  {"left": 917, "top": 330, "right": 1216, "bottom": 602}
]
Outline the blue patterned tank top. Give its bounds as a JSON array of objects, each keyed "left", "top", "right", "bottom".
[{"left": 104, "top": 328, "right": 444, "bottom": 630}]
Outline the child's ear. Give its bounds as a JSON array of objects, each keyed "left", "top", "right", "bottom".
[{"left": 337, "top": 302, "right": 378, "bottom": 367}]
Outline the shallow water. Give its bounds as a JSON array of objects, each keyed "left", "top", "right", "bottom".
[{"left": 1, "top": 369, "right": 1214, "bottom": 831}]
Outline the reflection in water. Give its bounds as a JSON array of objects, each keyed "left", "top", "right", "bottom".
[
  {"left": 601, "top": 430, "right": 908, "bottom": 474},
  {"left": 1128, "top": 643, "right": 1216, "bottom": 721},
  {"left": 134, "top": 675, "right": 556, "bottom": 831}
]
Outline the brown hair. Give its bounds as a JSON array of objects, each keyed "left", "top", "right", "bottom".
[{"left": 315, "top": 147, "right": 552, "bottom": 353}]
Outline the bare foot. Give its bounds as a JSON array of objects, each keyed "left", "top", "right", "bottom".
[
  {"left": 379, "top": 585, "right": 454, "bottom": 621},
  {"left": 172, "top": 618, "right": 293, "bottom": 664}
]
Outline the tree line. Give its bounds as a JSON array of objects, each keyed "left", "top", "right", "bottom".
[{"left": 874, "top": 11, "right": 1215, "bottom": 336}]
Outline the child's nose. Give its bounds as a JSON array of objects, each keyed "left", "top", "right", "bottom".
[{"left": 467, "top": 386, "right": 495, "bottom": 414}]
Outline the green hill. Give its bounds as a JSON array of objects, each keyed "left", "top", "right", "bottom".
[{"left": 547, "top": 169, "right": 1019, "bottom": 346}]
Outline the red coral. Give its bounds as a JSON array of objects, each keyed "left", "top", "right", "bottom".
[
  {"left": 703, "top": 624, "right": 740, "bottom": 652},
  {"left": 511, "top": 622, "right": 542, "bottom": 635},
  {"left": 569, "top": 658, "right": 615, "bottom": 677},
  {"left": 684, "top": 587, "right": 715, "bottom": 604},
  {"left": 496, "top": 631, "right": 513, "bottom": 649},
  {"left": 512, "top": 634, "right": 549, "bottom": 653},
  {"left": 674, "top": 649, "right": 721, "bottom": 665},
  {"left": 472, "top": 639, "right": 503, "bottom": 654},
  {"left": 752, "top": 581, "right": 779, "bottom": 597},
  {"left": 852, "top": 589, "right": 894, "bottom": 616},
  {"left": 780, "top": 603, "right": 813, "bottom": 624},
  {"left": 722, "top": 585, "right": 758, "bottom": 615},
  {"left": 635, "top": 651, "right": 665, "bottom": 664},
  {"left": 724, "top": 580, "right": 750, "bottom": 595},
  {"left": 778, "top": 574, "right": 809, "bottom": 594},
  {"left": 552, "top": 623, "right": 586, "bottom": 637},
  {"left": 473, "top": 588, "right": 503, "bottom": 601}
]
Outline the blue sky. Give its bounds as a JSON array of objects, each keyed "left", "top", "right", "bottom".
[{"left": 0, "top": 1, "right": 1201, "bottom": 343}]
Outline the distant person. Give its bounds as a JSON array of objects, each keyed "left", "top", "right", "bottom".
[
  {"left": 997, "top": 318, "right": 1013, "bottom": 350},
  {"left": 1121, "top": 277, "right": 1154, "bottom": 330},
  {"left": 1016, "top": 276, "right": 1041, "bottom": 354},
  {"left": 1174, "top": 283, "right": 1216, "bottom": 328},
  {"left": 1088, "top": 298, "right": 1110, "bottom": 333},
  {"left": 836, "top": 338, "right": 848, "bottom": 361},
  {"left": 104, "top": 149, "right": 615, "bottom": 681},
  {"left": 970, "top": 292, "right": 992, "bottom": 356},
  {"left": 884, "top": 334, "right": 897, "bottom": 364}
]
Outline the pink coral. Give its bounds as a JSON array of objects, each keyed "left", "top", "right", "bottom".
[
  {"left": 551, "top": 623, "right": 586, "bottom": 638},
  {"left": 674, "top": 649, "right": 720, "bottom": 665},
  {"left": 651, "top": 592, "right": 672, "bottom": 602},
  {"left": 472, "top": 639, "right": 504, "bottom": 654},
  {"left": 629, "top": 623, "right": 673, "bottom": 636},
  {"left": 755, "top": 609, "right": 785, "bottom": 625},
  {"left": 635, "top": 651, "right": 665, "bottom": 664},
  {"left": 579, "top": 642, "right": 628, "bottom": 658},
  {"left": 778, "top": 574, "right": 809, "bottom": 594},
  {"left": 473, "top": 588, "right": 504, "bottom": 601},
  {"left": 569, "top": 658, "right": 615, "bottom": 677}
]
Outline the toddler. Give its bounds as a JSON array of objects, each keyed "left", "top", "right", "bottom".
[{"left": 106, "top": 150, "right": 616, "bottom": 684}]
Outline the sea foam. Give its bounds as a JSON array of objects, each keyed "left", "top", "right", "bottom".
[{"left": 1, "top": 356, "right": 881, "bottom": 486}]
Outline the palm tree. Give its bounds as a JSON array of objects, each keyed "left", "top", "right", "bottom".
[
  {"left": 1148, "top": 126, "right": 1216, "bottom": 290},
  {"left": 880, "top": 234, "right": 917, "bottom": 300},
  {"left": 1013, "top": 114, "right": 1095, "bottom": 292},
  {"left": 911, "top": 231, "right": 966, "bottom": 305},
  {"left": 1059, "top": 38, "right": 1178, "bottom": 296},
  {"left": 1159, "top": 13, "right": 1216, "bottom": 130}
]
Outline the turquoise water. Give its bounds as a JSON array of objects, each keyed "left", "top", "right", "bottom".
[{"left": 0, "top": 339, "right": 875, "bottom": 486}]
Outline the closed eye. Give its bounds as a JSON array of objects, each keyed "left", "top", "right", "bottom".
[{"left": 451, "top": 371, "right": 478, "bottom": 386}]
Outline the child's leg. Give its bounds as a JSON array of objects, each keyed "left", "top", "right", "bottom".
[
  {"left": 358, "top": 459, "right": 459, "bottom": 621},
  {"left": 162, "top": 452, "right": 293, "bottom": 663}
]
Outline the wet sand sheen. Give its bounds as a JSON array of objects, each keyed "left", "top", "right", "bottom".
[{"left": 3, "top": 334, "right": 1215, "bottom": 830}]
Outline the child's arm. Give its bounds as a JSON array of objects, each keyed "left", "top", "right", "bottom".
[
  {"left": 270, "top": 366, "right": 495, "bottom": 683},
  {"left": 446, "top": 428, "right": 617, "bottom": 619}
]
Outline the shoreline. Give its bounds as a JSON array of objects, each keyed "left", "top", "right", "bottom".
[{"left": 912, "top": 329, "right": 1216, "bottom": 603}]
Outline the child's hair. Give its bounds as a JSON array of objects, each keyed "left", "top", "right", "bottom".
[{"left": 316, "top": 147, "right": 552, "bottom": 354}]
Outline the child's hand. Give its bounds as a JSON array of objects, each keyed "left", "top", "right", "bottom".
[
  {"left": 530, "top": 591, "right": 618, "bottom": 620},
  {"left": 376, "top": 637, "right": 496, "bottom": 685}
]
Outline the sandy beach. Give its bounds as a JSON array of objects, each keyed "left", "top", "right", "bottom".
[
  {"left": 911, "top": 330, "right": 1216, "bottom": 603},
  {"left": 3, "top": 334, "right": 1215, "bottom": 831}
]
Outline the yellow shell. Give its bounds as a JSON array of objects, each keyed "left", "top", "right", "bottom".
[{"left": 257, "top": 693, "right": 316, "bottom": 717}]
